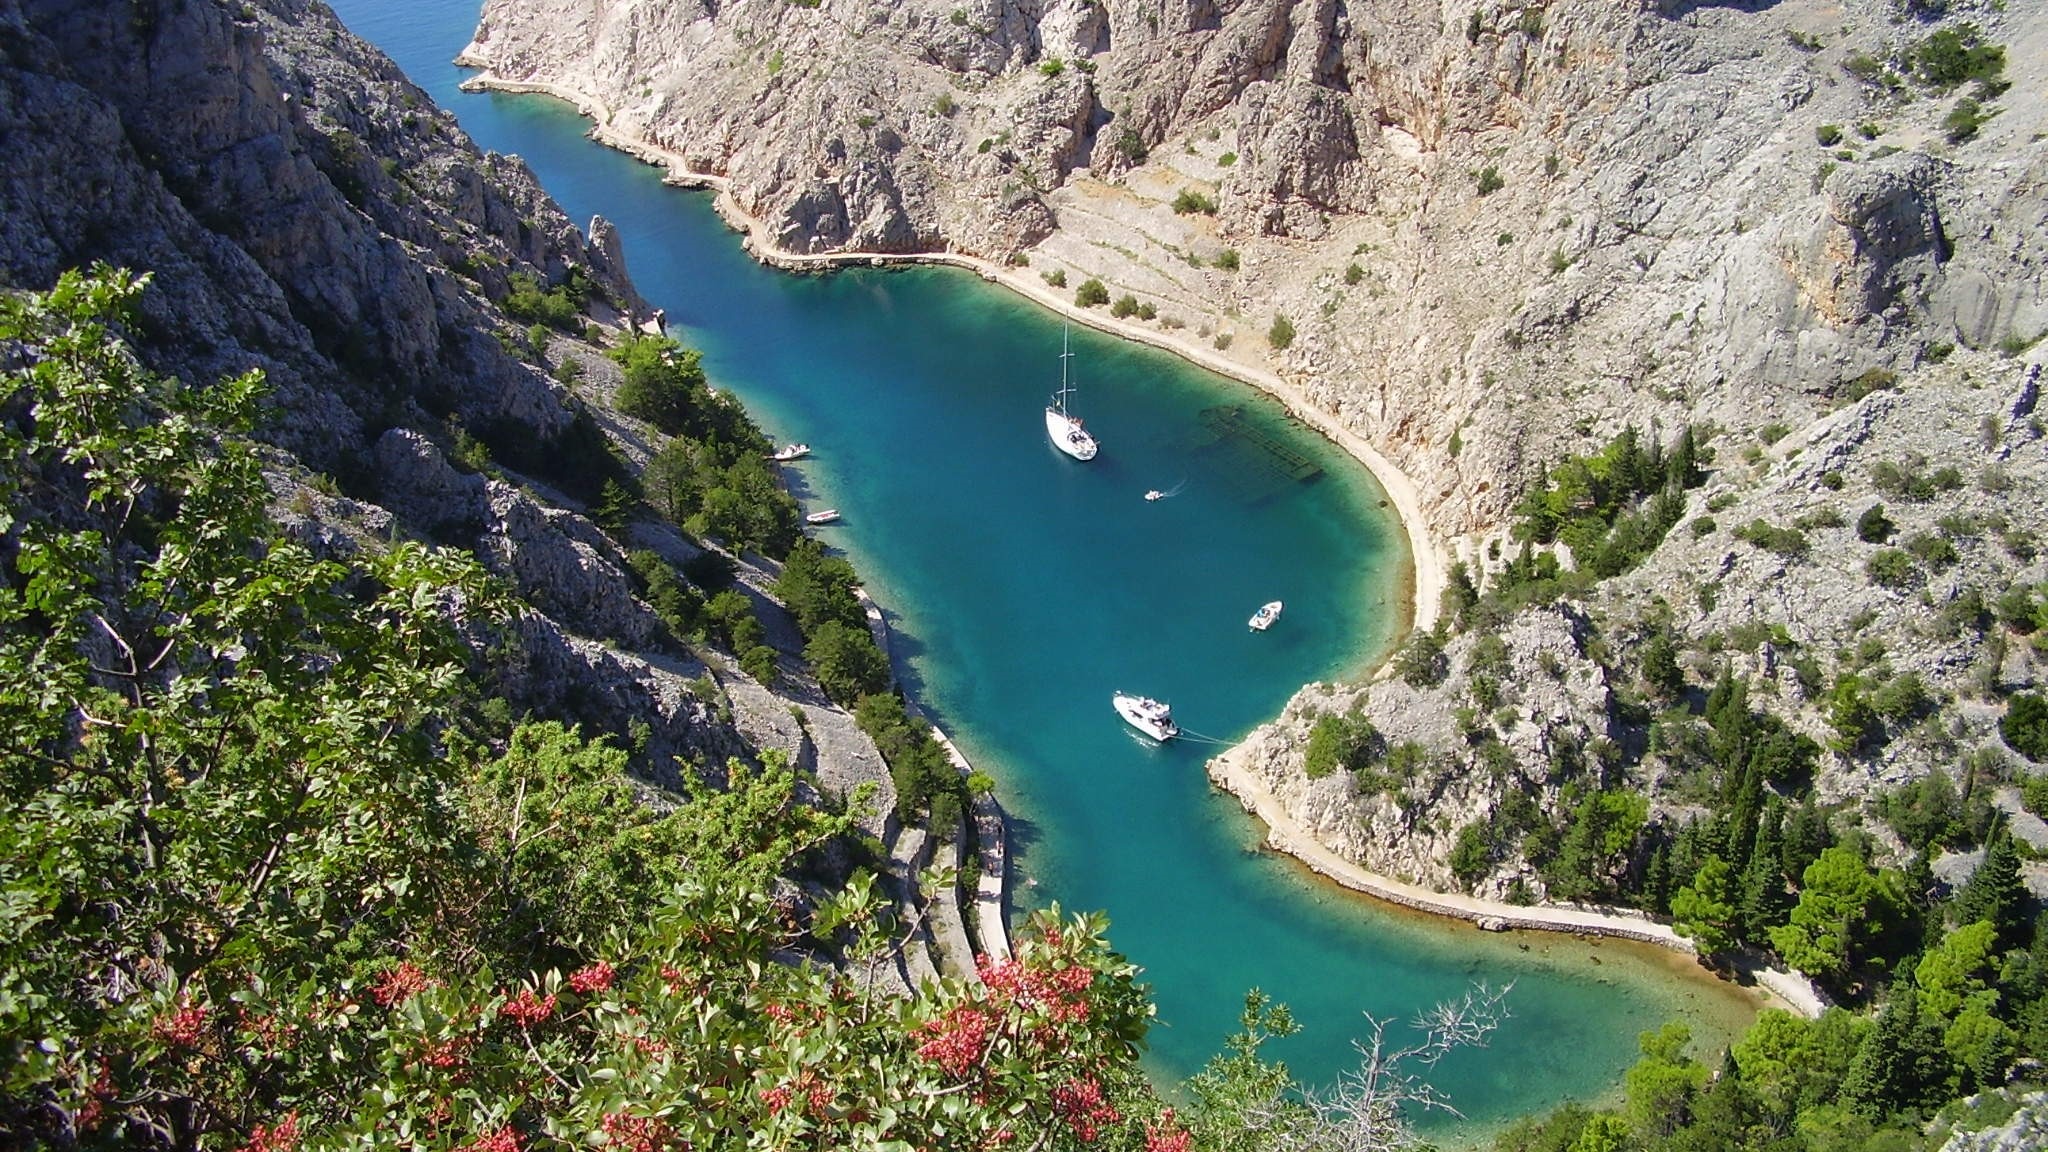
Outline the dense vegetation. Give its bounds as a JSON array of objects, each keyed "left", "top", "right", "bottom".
[{"left": 3, "top": 269, "right": 1534, "bottom": 1151}]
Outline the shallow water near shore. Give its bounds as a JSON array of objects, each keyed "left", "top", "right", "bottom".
[{"left": 334, "top": 0, "right": 1761, "bottom": 1134}]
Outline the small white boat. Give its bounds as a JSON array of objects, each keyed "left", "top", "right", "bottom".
[
  {"left": 805, "top": 509, "right": 841, "bottom": 525},
  {"left": 1249, "top": 601, "right": 1283, "bottom": 632},
  {"left": 1046, "top": 327, "right": 1099, "bottom": 461},
  {"left": 1112, "top": 692, "right": 1178, "bottom": 741},
  {"left": 769, "top": 443, "right": 810, "bottom": 462},
  {"left": 1144, "top": 490, "right": 1165, "bottom": 502}
]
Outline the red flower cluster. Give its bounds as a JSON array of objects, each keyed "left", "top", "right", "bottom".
[
  {"left": 761, "top": 1001, "right": 796, "bottom": 1023},
  {"left": 501, "top": 989, "right": 557, "bottom": 1027},
  {"left": 1051, "top": 1076, "right": 1121, "bottom": 1143},
  {"left": 239, "top": 1113, "right": 301, "bottom": 1152},
  {"left": 76, "top": 1064, "right": 117, "bottom": 1132},
  {"left": 599, "top": 1112, "right": 677, "bottom": 1152},
  {"left": 915, "top": 1005, "right": 992, "bottom": 1078},
  {"left": 568, "top": 961, "right": 616, "bottom": 995},
  {"left": 152, "top": 1003, "right": 207, "bottom": 1047},
  {"left": 418, "top": 1034, "right": 474, "bottom": 1070},
  {"left": 975, "top": 955, "right": 1095, "bottom": 1023},
  {"left": 761, "top": 1085, "right": 793, "bottom": 1116},
  {"left": 460, "top": 1126, "right": 521, "bottom": 1152},
  {"left": 1144, "top": 1108, "right": 1192, "bottom": 1152},
  {"left": 371, "top": 962, "right": 432, "bottom": 1007}
]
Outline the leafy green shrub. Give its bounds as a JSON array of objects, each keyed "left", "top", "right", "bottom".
[
  {"left": 1944, "top": 98, "right": 1988, "bottom": 145},
  {"left": 1866, "top": 549, "right": 1918, "bottom": 589},
  {"left": 1075, "top": 278, "right": 1110, "bottom": 307},
  {"left": 1394, "top": 628, "right": 1448, "bottom": 688},
  {"left": 1733, "top": 519, "right": 1809, "bottom": 557},
  {"left": 610, "top": 334, "right": 709, "bottom": 435},
  {"left": 1911, "top": 25, "right": 2006, "bottom": 91},
  {"left": 1110, "top": 293, "right": 1141, "bottom": 318},
  {"left": 1171, "top": 188, "right": 1219, "bottom": 215},
  {"left": 1857, "top": 504, "right": 1896, "bottom": 543},
  {"left": 1267, "top": 314, "right": 1295, "bottom": 350},
  {"left": 502, "top": 271, "right": 582, "bottom": 329},
  {"left": 1217, "top": 151, "right": 1237, "bottom": 166},
  {"left": 1043, "top": 268, "right": 1067, "bottom": 288},
  {"left": 2003, "top": 694, "right": 2048, "bottom": 762},
  {"left": 1816, "top": 125, "right": 1843, "bottom": 146},
  {"left": 1302, "top": 710, "right": 1381, "bottom": 780},
  {"left": 1869, "top": 458, "right": 1963, "bottom": 502},
  {"left": 1475, "top": 166, "right": 1504, "bottom": 196},
  {"left": 1448, "top": 823, "right": 1495, "bottom": 891},
  {"left": 741, "top": 644, "right": 780, "bottom": 684},
  {"left": 1038, "top": 58, "right": 1065, "bottom": 77},
  {"left": 1214, "top": 248, "right": 1241, "bottom": 271},
  {"left": 1905, "top": 532, "right": 1959, "bottom": 568}
]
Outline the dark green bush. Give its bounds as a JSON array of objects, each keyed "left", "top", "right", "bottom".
[{"left": 1075, "top": 278, "right": 1110, "bottom": 307}]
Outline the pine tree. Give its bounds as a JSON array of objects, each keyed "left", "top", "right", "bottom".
[
  {"left": 1953, "top": 823, "right": 2028, "bottom": 949},
  {"left": 1672, "top": 855, "right": 1741, "bottom": 956},
  {"left": 1737, "top": 804, "right": 1790, "bottom": 945},
  {"left": 1842, "top": 984, "right": 1951, "bottom": 1118},
  {"left": 1781, "top": 800, "right": 1835, "bottom": 882}
]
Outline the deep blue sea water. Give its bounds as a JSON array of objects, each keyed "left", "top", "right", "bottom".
[{"left": 328, "top": 1, "right": 1759, "bottom": 1135}]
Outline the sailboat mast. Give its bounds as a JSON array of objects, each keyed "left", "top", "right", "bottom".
[{"left": 1058, "top": 326, "right": 1075, "bottom": 413}]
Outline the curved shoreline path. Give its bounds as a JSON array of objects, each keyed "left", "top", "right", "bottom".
[
  {"left": 338, "top": 0, "right": 1774, "bottom": 1130},
  {"left": 1209, "top": 745, "right": 1828, "bottom": 1018}
]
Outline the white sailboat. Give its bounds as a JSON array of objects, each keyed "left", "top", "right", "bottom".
[
  {"left": 1045, "top": 328, "right": 1098, "bottom": 461},
  {"left": 1113, "top": 692, "right": 1178, "bottom": 741}
]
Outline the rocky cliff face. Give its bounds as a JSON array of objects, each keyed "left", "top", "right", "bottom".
[
  {"left": 456, "top": 0, "right": 2047, "bottom": 892},
  {"left": 0, "top": 0, "right": 898, "bottom": 846}
]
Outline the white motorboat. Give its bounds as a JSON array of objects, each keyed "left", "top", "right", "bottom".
[
  {"left": 1249, "top": 601, "right": 1283, "bottom": 632},
  {"left": 1144, "top": 489, "right": 1165, "bottom": 501},
  {"left": 769, "top": 443, "right": 811, "bottom": 462},
  {"left": 1113, "top": 692, "right": 1178, "bottom": 741},
  {"left": 1045, "top": 327, "right": 1098, "bottom": 461},
  {"left": 805, "top": 509, "right": 841, "bottom": 525}
]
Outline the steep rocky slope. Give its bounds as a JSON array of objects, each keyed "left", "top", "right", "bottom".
[
  {"left": 457, "top": 0, "right": 2048, "bottom": 901},
  {"left": 0, "top": 0, "right": 947, "bottom": 947}
]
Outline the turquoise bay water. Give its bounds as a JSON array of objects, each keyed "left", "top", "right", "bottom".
[{"left": 332, "top": 1, "right": 1758, "bottom": 1134}]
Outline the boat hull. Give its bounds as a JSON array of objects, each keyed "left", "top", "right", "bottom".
[
  {"left": 1249, "top": 601, "right": 1283, "bottom": 631},
  {"left": 1113, "top": 692, "right": 1177, "bottom": 741},
  {"left": 1046, "top": 407, "right": 1098, "bottom": 460}
]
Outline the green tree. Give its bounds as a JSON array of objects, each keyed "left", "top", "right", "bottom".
[
  {"left": 1303, "top": 709, "right": 1379, "bottom": 779},
  {"left": 805, "top": 619, "right": 891, "bottom": 703},
  {"left": 1951, "top": 824, "right": 2028, "bottom": 946},
  {"left": 1623, "top": 1023, "right": 1708, "bottom": 1138},
  {"left": 609, "top": 333, "right": 710, "bottom": 435},
  {"left": 1841, "top": 984, "right": 1952, "bottom": 1118},
  {"left": 1449, "top": 822, "right": 1495, "bottom": 891},
  {"left": 2003, "top": 692, "right": 2048, "bottom": 762},
  {"left": 1641, "top": 630, "right": 1685, "bottom": 701},
  {"left": 1913, "top": 919, "right": 2000, "bottom": 1021},
  {"left": 1394, "top": 627, "right": 1448, "bottom": 687},
  {"left": 1857, "top": 503, "right": 1896, "bottom": 543},
  {"left": 1731, "top": 1008, "right": 1868, "bottom": 1120},
  {"left": 1267, "top": 313, "right": 1295, "bottom": 350},
  {"left": 1566, "top": 1113, "right": 1631, "bottom": 1152},
  {"left": 1671, "top": 855, "right": 1740, "bottom": 955},
  {"left": 1769, "top": 847, "right": 1906, "bottom": 989},
  {"left": 1075, "top": 278, "right": 1110, "bottom": 307}
]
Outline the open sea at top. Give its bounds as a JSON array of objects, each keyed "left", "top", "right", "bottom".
[{"left": 331, "top": 1, "right": 1760, "bottom": 1136}]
